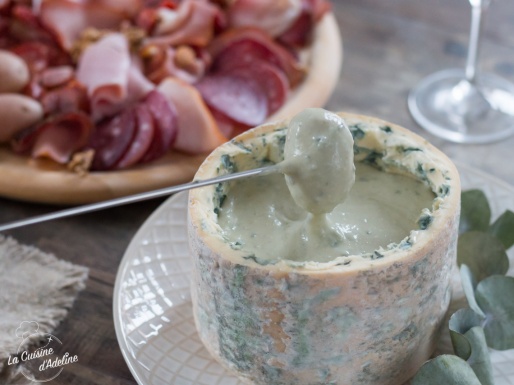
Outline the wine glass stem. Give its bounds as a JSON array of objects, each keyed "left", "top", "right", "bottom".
[{"left": 465, "top": 4, "right": 488, "bottom": 83}]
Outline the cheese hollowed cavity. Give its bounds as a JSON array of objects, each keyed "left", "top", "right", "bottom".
[{"left": 188, "top": 112, "right": 460, "bottom": 385}]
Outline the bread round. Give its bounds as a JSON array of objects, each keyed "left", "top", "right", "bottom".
[{"left": 188, "top": 112, "right": 460, "bottom": 385}]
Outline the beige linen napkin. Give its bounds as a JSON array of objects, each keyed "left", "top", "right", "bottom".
[{"left": 0, "top": 235, "right": 88, "bottom": 379}]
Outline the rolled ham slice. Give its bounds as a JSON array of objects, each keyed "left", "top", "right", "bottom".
[
  {"left": 127, "top": 56, "right": 155, "bottom": 100},
  {"left": 40, "top": 80, "right": 90, "bottom": 115},
  {"left": 227, "top": 0, "right": 302, "bottom": 37},
  {"left": 278, "top": 0, "right": 331, "bottom": 47},
  {"left": 39, "top": 0, "right": 142, "bottom": 50},
  {"left": 76, "top": 33, "right": 130, "bottom": 122},
  {"left": 157, "top": 77, "right": 226, "bottom": 154},
  {"left": 146, "top": 0, "right": 224, "bottom": 47},
  {"left": 29, "top": 111, "right": 93, "bottom": 164}
]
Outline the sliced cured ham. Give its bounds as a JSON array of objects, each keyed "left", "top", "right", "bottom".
[
  {"left": 9, "top": 5, "right": 61, "bottom": 46},
  {"left": 227, "top": 0, "right": 302, "bottom": 37},
  {"left": 140, "top": 89, "right": 178, "bottom": 163},
  {"left": 115, "top": 103, "right": 154, "bottom": 169},
  {"left": 76, "top": 33, "right": 131, "bottom": 122},
  {"left": 87, "top": 0, "right": 143, "bottom": 19},
  {"left": 0, "top": 0, "right": 10, "bottom": 11},
  {"left": 278, "top": 0, "right": 331, "bottom": 47},
  {"left": 127, "top": 57, "right": 155, "bottom": 100},
  {"left": 40, "top": 80, "right": 89, "bottom": 115},
  {"left": 39, "top": 0, "right": 141, "bottom": 50},
  {"left": 9, "top": 41, "right": 71, "bottom": 74},
  {"left": 38, "top": 1, "right": 87, "bottom": 50},
  {"left": 88, "top": 108, "right": 136, "bottom": 170},
  {"left": 146, "top": 0, "right": 224, "bottom": 47},
  {"left": 28, "top": 111, "right": 93, "bottom": 163},
  {"left": 157, "top": 77, "right": 226, "bottom": 154},
  {"left": 208, "top": 28, "right": 305, "bottom": 87},
  {"left": 40, "top": 65, "right": 74, "bottom": 88}
]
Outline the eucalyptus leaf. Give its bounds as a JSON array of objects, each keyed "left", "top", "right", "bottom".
[
  {"left": 449, "top": 308, "right": 485, "bottom": 360},
  {"left": 489, "top": 209, "right": 514, "bottom": 250},
  {"left": 464, "top": 326, "right": 494, "bottom": 385},
  {"left": 457, "top": 231, "right": 509, "bottom": 282},
  {"left": 476, "top": 275, "right": 514, "bottom": 350},
  {"left": 411, "top": 355, "right": 482, "bottom": 385},
  {"left": 460, "top": 189, "right": 491, "bottom": 233},
  {"left": 459, "top": 265, "right": 485, "bottom": 317}
]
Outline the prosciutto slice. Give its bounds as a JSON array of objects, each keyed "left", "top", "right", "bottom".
[
  {"left": 20, "top": 111, "right": 93, "bottom": 163},
  {"left": 278, "top": 0, "right": 331, "bottom": 47},
  {"left": 127, "top": 57, "right": 155, "bottom": 99},
  {"left": 8, "top": 5, "right": 61, "bottom": 46},
  {"left": 76, "top": 33, "right": 130, "bottom": 122},
  {"left": 157, "top": 77, "right": 225, "bottom": 154},
  {"left": 227, "top": 0, "right": 302, "bottom": 37},
  {"left": 39, "top": 0, "right": 142, "bottom": 50},
  {"left": 145, "top": 0, "right": 224, "bottom": 47},
  {"left": 40, "top": 80, "right": 89, "bottom": 115}
]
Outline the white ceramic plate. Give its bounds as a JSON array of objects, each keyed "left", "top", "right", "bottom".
[{"left": 113, "top": 162, "right": 514, "bottom": 385}]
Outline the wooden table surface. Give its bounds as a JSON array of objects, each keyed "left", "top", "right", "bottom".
[{"left": 1, "top": 1, "right": 514, "bottom": 384}]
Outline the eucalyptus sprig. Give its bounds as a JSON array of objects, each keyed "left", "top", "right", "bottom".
[{"left": 412, "top": 189, "right": 514, "bottom": 385}]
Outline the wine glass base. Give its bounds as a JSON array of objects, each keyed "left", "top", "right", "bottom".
[{"left": 408, "top": 69, "right": 514, "bottom": 144}]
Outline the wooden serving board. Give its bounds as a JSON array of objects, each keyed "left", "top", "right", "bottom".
[{"left": 0, "top": 14, "right": 342, "bottom": 205}]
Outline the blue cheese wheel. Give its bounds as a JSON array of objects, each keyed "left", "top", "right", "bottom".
[{"left": 188, "top": 112, "right": 461, "bottom": 385}]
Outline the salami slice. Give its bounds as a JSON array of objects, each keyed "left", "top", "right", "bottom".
[
  {"left": 140, "top": 90, "right": 178, "bottom": 163},
  {"left": 208, "top": 28, "right": 305, "bottom": 87},
  {"left": 196, "top": 60, "right": 287, "bottom": 128},
  {"left": 88, "top": 108, "right": 136, "bottom": 171},
  {"left": 234, "top": 60, "right": 288, "bottom": 115},
  {"left": 195, "top": 70, "right": 267, "bottom": 127},
  {"left": 115, "top": 103, "right": 155, "bottom": 169}
]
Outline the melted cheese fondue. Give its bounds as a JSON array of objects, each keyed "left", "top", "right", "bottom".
[
  {"left": 218, "top": 163, "right": 435, "bottom": 263},
  {"left": 281, "top": 108, "right": 355, "bottom": 214},
  {"left": 217, "top": 108, "right": 436, "bottom": 264}
]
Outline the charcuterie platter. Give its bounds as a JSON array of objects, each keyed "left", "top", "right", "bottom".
[{"left": 0, "top": 2, "right": 342, "bottom": 205}]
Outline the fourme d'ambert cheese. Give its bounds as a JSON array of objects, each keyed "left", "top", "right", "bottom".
[{"left": 188, "top": 112, "right": 460, "bottom": 385}]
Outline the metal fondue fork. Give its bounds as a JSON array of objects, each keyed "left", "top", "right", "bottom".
[{"left": 0, "top": 165, "right": 280, "bottom": 232}]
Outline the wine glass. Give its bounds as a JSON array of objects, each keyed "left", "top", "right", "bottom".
[{"left": 408, "top": 0, "right": 514, "bottom": 144}]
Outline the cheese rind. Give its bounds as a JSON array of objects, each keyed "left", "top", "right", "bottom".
[{"left": 188, "top": 113, "right": 460, "bottom": 385}]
